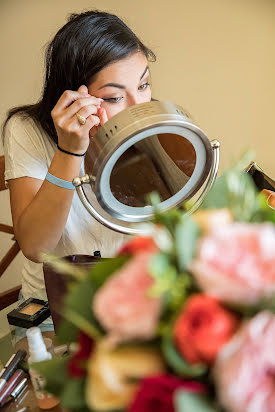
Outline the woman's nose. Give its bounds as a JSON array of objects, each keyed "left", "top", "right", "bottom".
[{"left": 126, "top": 93, "right": 141, "bottom": 107}]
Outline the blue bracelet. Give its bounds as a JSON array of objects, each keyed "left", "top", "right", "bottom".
[{"left": 45, "top": 172, "right": 75, "bottom": 190}]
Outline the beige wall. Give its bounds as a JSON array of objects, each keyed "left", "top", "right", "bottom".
[{"left": 0, "top": 0, "right": 274, "bottom": 335}]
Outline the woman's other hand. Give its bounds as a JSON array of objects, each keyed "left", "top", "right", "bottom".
[
  {"left": 262, "top": 189, "right": 275, "bottom": 209},
  {"left": 51, "top": 85, "right": 108, "bottom": 154}
]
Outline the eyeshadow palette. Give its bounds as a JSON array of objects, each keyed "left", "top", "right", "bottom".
[{"left": 7, "top": 298, "right": 51, "bottom": 328}]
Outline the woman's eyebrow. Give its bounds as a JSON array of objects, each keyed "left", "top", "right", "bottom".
[
  {"left": 98, "top": 66, "right": 149, "bottom": 90},
  {"left": 140, "top": 65, "right": 149, "bottom": 80}
]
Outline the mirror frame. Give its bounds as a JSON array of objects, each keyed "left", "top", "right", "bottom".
[{"left": 73, "top": 101, "right": 220, "bottom": 234}]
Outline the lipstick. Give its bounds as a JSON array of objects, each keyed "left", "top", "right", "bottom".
[
  {"left": 0, "top": 369, "right": 25, "bottom": 406},
  {"left": 0, "top": 349, "right": 26, "bottom": 392}
]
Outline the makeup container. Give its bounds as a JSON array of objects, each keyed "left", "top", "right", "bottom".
[{"left": 7, "top": 298, "right": 51, "bottom": 329}]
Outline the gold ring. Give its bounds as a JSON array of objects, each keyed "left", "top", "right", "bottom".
[{"left": 76, "top": 113, "right": 86, "bottom": 125}]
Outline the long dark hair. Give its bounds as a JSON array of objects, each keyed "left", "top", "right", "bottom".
[{"left": 3, "top": 10, "right": 156, "bottom": 143}]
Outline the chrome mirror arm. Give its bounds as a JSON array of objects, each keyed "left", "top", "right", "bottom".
[{"left": 73, "top": 175, "right": 147, "bottom": 235}]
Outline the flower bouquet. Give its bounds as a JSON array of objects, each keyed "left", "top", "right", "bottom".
[{"left": 35, "top": 157, "right": 275, "bottom": 412}]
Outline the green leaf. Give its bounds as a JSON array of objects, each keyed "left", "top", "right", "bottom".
[
  {"left": 63, "top": 308, "right": 102, "bottom": 340},
  {"left": 201, "top": 168, "right": 262, "bottom": 222},
  {"left": 88, "top": 255, "right": 129, "bottom": 287},
  {"left": 226, "top": 170, "right": 258, "bottom": 221},
  {"left": 150, "top": 196, "right": 183, "bottom": 236},
  {"left": 65, "top": 278, "right": 96, "bottom": 319},
  {"left": 56, "top": 276, "right": 100, "bottom": 343},
  {"left": 174, "top": 391, "right": 221, "bottom": 412},
  {"left": 233, "top": 149, "right": 255, "bottom": 171},
  {"left": 149, "top": 253, "right": 177, "bottom": 297},
  {"left": 233, "top": 294, "right": 275, "bottom": 317},
  {"left": 60, "top": 378, "right": 87, "bottom": 409},
  {"left": 175, "top": 217, "right": 200, "bottom": 271},
  {"left": 162, "top": 332, "right": 207, "bottom": 378},
  {"left": 150, "top": 253, "right": 171, "bottom": 277},
  {"left": 147, "top": 191, "right": 162, "bottom": 207},
  {"left": 56, "top": 317, "right": 78, "bottom": 344},
  {"left": 31, "top": 356, "right": 68, "bottom": 397},
  {"left": 200, "top": 175, "right": 229, "bottom": 210},
  {"left": 251, "top": 193, "right": 275, "bottom": 223}
]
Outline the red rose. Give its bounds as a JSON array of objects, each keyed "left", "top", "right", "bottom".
[
  {"left": 67, "top": 331, "right": 94, "bottom": 378},
  {"left": 129, "top": 374, "right": 207, "bottom": 412},
  {"left": 173, "top": 294, "right": 238, "bottom": 365},
  {"left": 118, "top": 236, "right": 158, "bottom": 256}
]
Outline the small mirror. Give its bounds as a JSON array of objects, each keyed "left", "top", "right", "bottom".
[{"left": 74, "top": 101, "right": 219, "bottom": 234}]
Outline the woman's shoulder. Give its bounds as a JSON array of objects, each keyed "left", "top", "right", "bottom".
[
  {"left": 4, "top": 112, "right": 54, "bottom": 148},
  {"left": 5, "top": 112, "right": 41, "bottom": 136},
  {"left": 4, "top": 111, "right": 55, "bottom": 160}
]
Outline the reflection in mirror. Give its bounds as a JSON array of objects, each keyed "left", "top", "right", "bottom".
[{"left": 110, "top": 133, "right": 196, "bottom": 207}]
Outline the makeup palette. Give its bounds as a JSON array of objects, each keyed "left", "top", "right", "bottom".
[{"left": 7, "top": 298, "right": 51, "bottom": 328}]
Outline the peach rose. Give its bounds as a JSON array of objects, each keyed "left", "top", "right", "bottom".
[
  {"left": 214, "top": 311, "right": 275, "bottom": 412},
  {"left": 86, "top": 340, "right": 165, "bottom": 411},
  {"left": 192, "top": 208, "right": 233, "bottom": 234},
  {"left": 190, "top": 223, "right": 275, "bottom": 305},
  {"left": 93, "top": 251, "right": 162, "bottom": 345}
]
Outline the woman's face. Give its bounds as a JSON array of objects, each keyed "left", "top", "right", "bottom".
[{"left": 88, "top": 51, "right": 152, "bottom": 119}]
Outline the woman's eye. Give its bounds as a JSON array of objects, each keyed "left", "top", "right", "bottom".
[
  {"left": 139, "top": 82, "right": 150, "bottom": 90},
  {"left": 102, "top": 97, "right": 123, "bottom": 103}
]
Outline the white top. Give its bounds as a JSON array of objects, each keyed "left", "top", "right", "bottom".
[{"left": 4, "top": 114, "right": 128, "bottom": 303}]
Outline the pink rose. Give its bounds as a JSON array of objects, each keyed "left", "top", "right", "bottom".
[
  {"left": 190, "top": 223, "right": 275, "bottom": 305},
  {"left": 93, "top": 251, "right": 161, "bottom": 345},
  {"left": 214, "top": 311, "right": 275, "bottom": 412}
]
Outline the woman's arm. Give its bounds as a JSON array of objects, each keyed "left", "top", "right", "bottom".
[
  {"left": 9, "top": 151, "right": 82, "bottom": 262},
  {"left": 8, "top": 86, "right": 107, "bottom": 262}
]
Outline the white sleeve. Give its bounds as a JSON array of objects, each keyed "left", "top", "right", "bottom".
[{"left": 3, "top": 115, "right": 50, "bottom": 185}]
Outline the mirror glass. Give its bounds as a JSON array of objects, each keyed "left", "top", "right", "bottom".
[{"left": 109, "top": 133, "right": 196, "bottom": 207}]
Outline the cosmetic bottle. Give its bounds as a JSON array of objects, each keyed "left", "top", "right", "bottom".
[{"left": 26, "top": 327, "right": 60, "bottom": 409}]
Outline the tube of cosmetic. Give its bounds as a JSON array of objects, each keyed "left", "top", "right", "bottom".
[
  {"left": 0, "top": 350, "right": 26, "bottom": 392},
  {"left": 0, "top": 369, "right": 25, "bottom": 406},
  {"left": 10, "top": 377, "right": 28, "bottom": 398}
]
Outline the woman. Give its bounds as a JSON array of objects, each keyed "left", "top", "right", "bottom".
[{"left": 3, "top": 10, "right": 155, "bottom": 339}]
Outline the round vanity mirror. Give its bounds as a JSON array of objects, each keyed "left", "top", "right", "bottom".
[{"left": 73, "top": 101, "right": 220, "bottom": 234}]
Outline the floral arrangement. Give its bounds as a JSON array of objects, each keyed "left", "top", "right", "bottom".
[{"left": 35, "top": 157, "right": 275, "bottom": 412}]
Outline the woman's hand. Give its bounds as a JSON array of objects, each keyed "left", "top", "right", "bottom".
[
  {"left": 51, "top": 85, "right": 108, "bottom": 154},
  {"left": 262, "top": 189, "right": 275, "bottom": 209}
]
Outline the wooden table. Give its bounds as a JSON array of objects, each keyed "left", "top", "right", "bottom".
[{"left": 1, "top": 332, "right": 67, "bottom": 411}]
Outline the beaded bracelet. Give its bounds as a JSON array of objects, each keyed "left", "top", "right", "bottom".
[{"left": 45, "top": 172, "right": 75, "bottom": 190}]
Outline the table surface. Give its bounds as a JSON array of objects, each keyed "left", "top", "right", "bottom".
[{"left": 1, "top": 332, "right": 67, "bottom": 412}]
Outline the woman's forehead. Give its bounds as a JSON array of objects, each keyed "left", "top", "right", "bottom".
[{"left": 89, "top": 52, "right": 149, "bottom": 91}]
